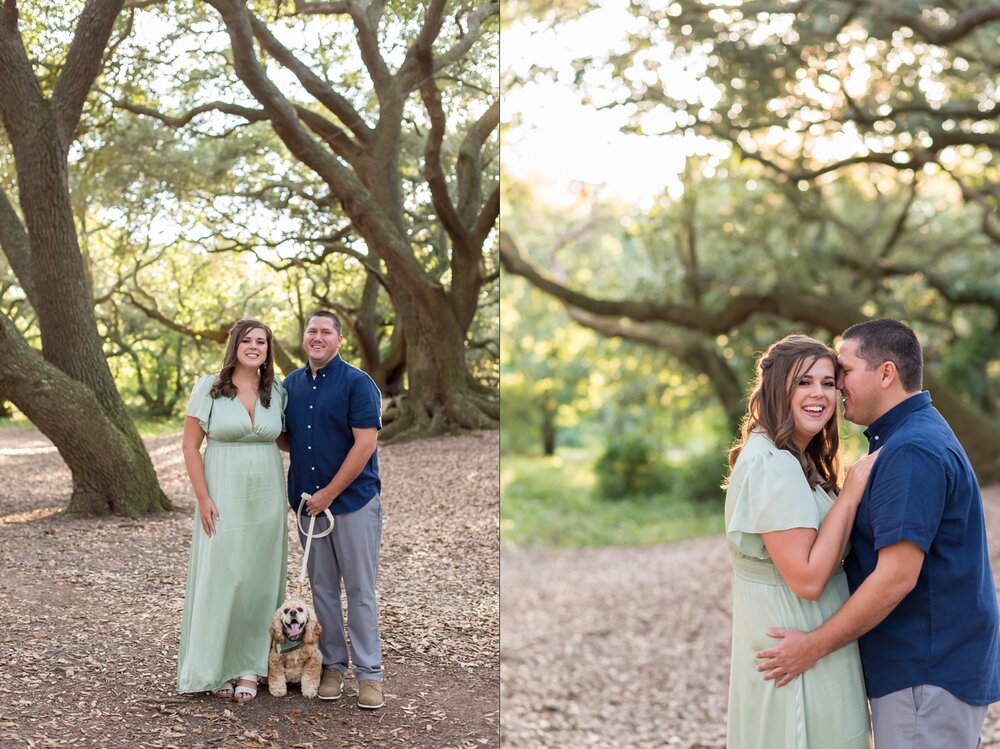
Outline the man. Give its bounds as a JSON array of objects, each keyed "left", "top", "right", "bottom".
[
  {"left": 756, "top": 319, "right": 1000, "bottom": 747},
  {"left": 284, "top": 311, "right": 385, "bottom": 709}
]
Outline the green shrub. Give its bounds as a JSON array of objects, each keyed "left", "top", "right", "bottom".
[
  {"left": 594, "top": 435, "right": 729, "bottom": 503},
  {"left": 501, "top": 449, "right": 725, "bottom": 548},
  {"left": 594, "top": 434, "right": 670, "bottom": 499},
  {"left": 670, "top": 448, "right": 728, "bottom": 504}
]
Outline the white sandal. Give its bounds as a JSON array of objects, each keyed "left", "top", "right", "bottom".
[
  {"left": 233, "top": 675, "right": 257, "bottom": 703},
  {"left": 213, "top": 681, "right": 236, "bottom": 698}
]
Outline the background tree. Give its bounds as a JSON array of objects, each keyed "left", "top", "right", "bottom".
[
  {"left": 587, "top": 1, "right": 1000, "bottom": 243},
  {"left": 503, "top": 158, "right": 1000, "bottom": 481},
  {"left": 114, "top": 0, "right": 500, "bottom": 441},
  {"left": 0, "top": 0, "right": 170, "bottom": 515},
  {"left": 502, "top": 2, "right": 1000, "bottom": 481},
  {"left": 500, "top": 181, "right": 596, "bottom": 455}
]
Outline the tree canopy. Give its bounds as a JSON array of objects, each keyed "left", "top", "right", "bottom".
[
  {"left": 578, "top": 1, "right": 1000, "bottom": 241},
  {"left": 502, "top": 2, "right": 1000, "bottom": 480},
  {"left": 0, "top": 0, "right": 499, "bottom": 515},
  {"left": 112, "top": 0, "right": 500, "bottom": 440}
]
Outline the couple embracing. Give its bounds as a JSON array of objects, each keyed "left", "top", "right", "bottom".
[
  {"left": 174, "top": 312, "right": 384, "bottom": 709},
  {"left": 725, "top": 319, "right": 1000, "bottom": 748}
]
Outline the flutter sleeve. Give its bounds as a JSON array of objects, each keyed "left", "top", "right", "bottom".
[
  {"left": 726, "top": 447, "right": 820, "bottom": 559},
  {"left": 185, "top": 374, "right": 216, "bottom": 433},
  {"left": 273, "top": 377, "right": 287, "bottom": 431}
]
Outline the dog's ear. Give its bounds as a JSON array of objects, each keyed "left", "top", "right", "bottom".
[
  {"left": 304, "top": 605, "right": 322, "bottom": 644},
  {"left": 270, "top": 607, "right": 285, "bottom": 643}
]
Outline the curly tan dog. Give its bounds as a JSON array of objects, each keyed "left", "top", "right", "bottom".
[{"left": 267, "top": 599, "right": 323, "bottom": 698}]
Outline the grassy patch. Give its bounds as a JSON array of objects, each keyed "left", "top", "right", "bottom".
[
  {"left": 0, "top": 414, "right": 33, "bottom": 430},
  {"left": 0, "top": 413, "right": 183, "bottom": 438},
  {"left": 501, "top": 447, "right": 725, "bottom": 549},
  {"left": 132, "top": 415, "right": 185, "bottom": 437}
]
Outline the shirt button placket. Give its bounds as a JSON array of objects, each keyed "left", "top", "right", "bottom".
[{"left": 310, "top": 371, "right": 319, "bottom": 492}]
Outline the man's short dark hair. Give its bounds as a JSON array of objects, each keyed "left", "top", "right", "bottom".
[
  {"left": 842, "top": 318, "right": 923, "bottom": 392},
  {"left": 307, "top": 310, "right": 342, "bottom": 336}
]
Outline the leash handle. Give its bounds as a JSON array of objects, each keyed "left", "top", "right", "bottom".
[{"left": 296, "top": 492, "right": 335, "bottom": 587}]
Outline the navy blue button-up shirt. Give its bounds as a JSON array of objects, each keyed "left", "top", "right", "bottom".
[
  {"left": 845, "top": 391, "right": 1000, "bottom": 704},
  {"left": 284, "top": 355, "right": 382, "bottom": 515}
]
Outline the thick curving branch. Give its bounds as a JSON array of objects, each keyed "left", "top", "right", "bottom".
[
  {"left": 204, "top": 0, "right": 374, "bottom": 201},
  {"left": 399, "top": 0, "right": 446, "bottom": 94},
  {"left": 123, "top": 290, "right": 230, "bottom": 342},
  {"left": 500, "top": 230, "right": 863, "bottom": 334},
  {"left": 471, "top": 185, "right": 499, "bottom": 250},
  {"left": 113, "top": 95, "right": 366, "bottom": 164},
  {"left": 292, "top": 0, "right": 350, "bottom": 12},
  {"left": 416, "top": 42, "right": 468, "bottom": 249},
  {"left": 0, "top": 0, "right": 44, "bottom": 143},
  {"left": 341, "top": 1, "right": 391, "bottom": 96},
  {"left": 111, "top": 97, "right": 267, "bottom": 126},
  {"left": 52, "top": 0, "right": 125, "bottom": 151},
  {"left": 564, "top": 306, "right": 745, "bottom": 419},
  {"left": 0, "top": 188, "right": 34, "bottom": 303},
  {"left": 437, "top": 1, "right": 499, "bottom": 71},
  {"left": 248, "top": 14, "right": 372, "bottom": 145},
  {"left": 458, "top": 99, "right": 498, "bottom": 225},
  {"left": 946, "top": 172, "right": 1000, "bottom": 244},
  {"left": 872, "top": 2, "right": 1000, "bottom": 45}
]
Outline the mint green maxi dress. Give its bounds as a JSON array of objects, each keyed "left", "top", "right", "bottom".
[
  {"left": 176, "top": 375, "right": 288, "bottom": 693},
  {"left": 724, "top": 432, "right": 870, "bottom": 748}
]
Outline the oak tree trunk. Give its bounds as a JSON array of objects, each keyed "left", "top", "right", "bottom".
[
  {"left": 0, "top": 318, "right": 170, "bottom": 515},
  {"left": 379, "top": 282, "right": 497, "bottom": 442},
  {"left": 0, "top": 0, "right": 171, "bottom": 515},
  {"left": 541, "top": 404, "right": 557, "bottom": 457}
]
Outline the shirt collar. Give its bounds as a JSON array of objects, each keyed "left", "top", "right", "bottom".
[
  {"left": 308, "top": 354, "right": 343, "bottom": 379},
  {"left": 863, "top": 391, "right": 931, "bottom": 451}
]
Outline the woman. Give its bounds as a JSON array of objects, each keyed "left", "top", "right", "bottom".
[
  {"left": 176, "top": 319, "right": 288, "bottom": 702},
  {"left": 725, "top": 334, "right": 876, "bottom": 747}
]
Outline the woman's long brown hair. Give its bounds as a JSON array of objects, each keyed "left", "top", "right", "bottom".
[
  {"left": 209, "top": 318, "right": 275, "bottom": 408},
  {"left": 727, "top": 334, "right": 840, "bottom": 492}
]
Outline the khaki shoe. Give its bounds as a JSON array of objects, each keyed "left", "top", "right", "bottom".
[
  {"left": 318, "top": 668, "right": 343, "bottom": 700},
  {"left": 357, "top": 679, "right": 384, "bottom": 709}
]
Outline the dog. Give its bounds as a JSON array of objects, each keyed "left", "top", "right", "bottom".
[{"left": 267, "top": 598, "right": 323, "bottom": 698}]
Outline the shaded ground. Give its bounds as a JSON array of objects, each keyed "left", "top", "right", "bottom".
[
  {"left": 501, "top": 486, "right": 1000, "bottom": 748},
  {"left": 0, "top": 428, "right": 499, "bottom": 748}
]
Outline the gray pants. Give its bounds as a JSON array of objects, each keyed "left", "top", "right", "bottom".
[
  {"left": 299, "top": 495, "right": 383, "bottom": 682},
  {"left": 871, "top": 684, "right": 987, "bottom": 749}
]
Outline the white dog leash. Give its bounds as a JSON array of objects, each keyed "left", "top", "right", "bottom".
[{"left": 296, "top": 492, "right": 334, "bottom": 594}]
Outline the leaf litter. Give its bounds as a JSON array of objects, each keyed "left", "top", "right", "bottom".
[
  {"left": 501, "top": 486, "right": 1000, "bottom": 748},
  {"left": 0, "top": 428, "right": 499, "bottom": 748}
]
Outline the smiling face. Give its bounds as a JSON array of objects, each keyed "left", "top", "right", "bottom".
[
  {"left": 836, "top": 337, "right": 884, "bottom": 426},
  {"left": 303, "top": 314, "right": 343, "bottom": 371},
  {"left": 787, "top": 356, "right": 837, "bottom": 451},
  {"left": 236, "top": 327, "right": 268, "bottom": 372},
  {"left": 735, "top": 334, "right": 842, "bottom": 490}
]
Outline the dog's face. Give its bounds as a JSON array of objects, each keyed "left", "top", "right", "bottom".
[
  {"left": 270, "top": 599, "right": 321, "bottom": 644},
  {"left": 279, "top": 599, "right": 311, "bottom": 639}
]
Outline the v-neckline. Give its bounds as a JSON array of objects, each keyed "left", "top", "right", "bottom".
[
  {"left": 243, "top": 397, "right": 257, "bottom": 429},
  {"left": 236, "top": 388, "right": 258, "bottom": 429}
]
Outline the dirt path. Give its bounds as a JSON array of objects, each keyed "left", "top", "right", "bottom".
[
  {"left": 0, "top": 428, "right": 499, "bottom": 748},
  {"left": 501, "top": 487, "right": 1000, "bottom": 748}
]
